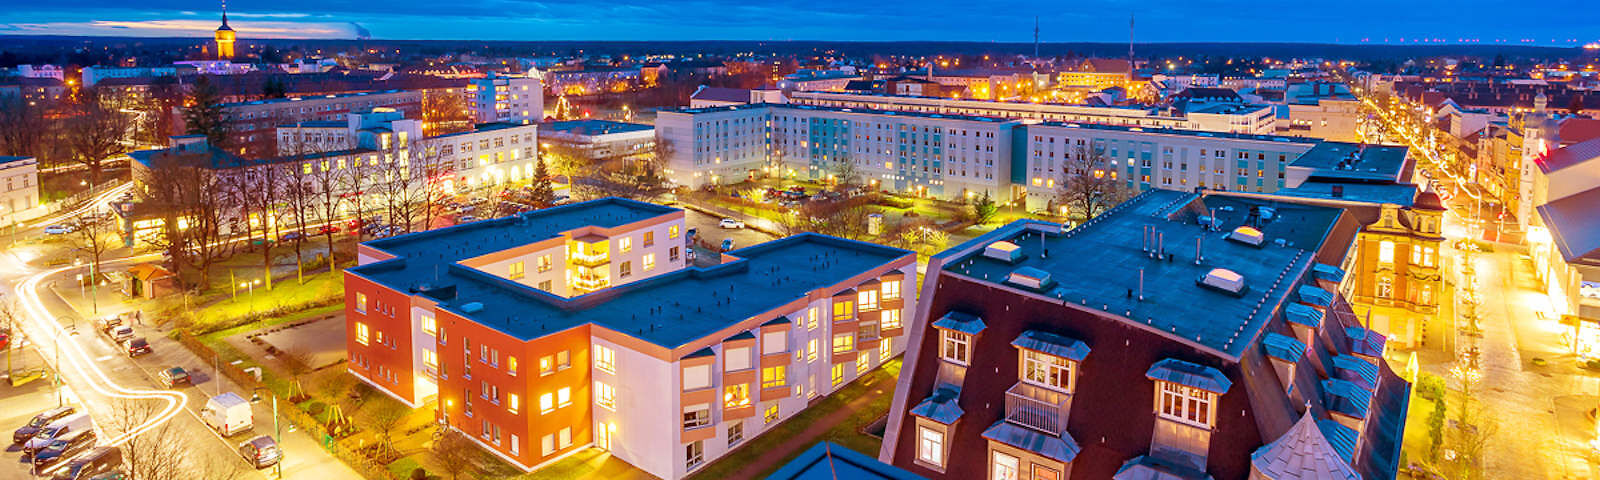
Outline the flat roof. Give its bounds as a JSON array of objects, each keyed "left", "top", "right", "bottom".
[
  {"left": 1030, "top": 121, "right": 1323, "bottom": 145},
  {"left": 662, "top": 103, "right": 1018, "bottom": 124},
  {"left": 0, "top": 156, "right": 34, "bottom": 164},
  {"left": 220, "top": 89, "right": 411, "bottom": 108},
  {"left": 1290, "top": 142, "right": 1411, "bottom": 182},
  {"left": 541, "top": 119, "right": 654, "bottom": 136},
  {"left": 351, "top": 198, "right": 911, "bottom": 347},
  {"left": 940, "top": 190, "right": 1344, "bottom": 357},
  {"left": 766, "top": 442, "right": 926, "bottom": 480},
  {"left": 1270, "top": 180, "right": 1419, "bottom": 206}
]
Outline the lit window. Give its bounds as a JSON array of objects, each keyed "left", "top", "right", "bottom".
[
  {"left": 508, "top": 261, "right": 525, "bottom": 279},
  {"left": 644, "top": 231, "right": 654, "bottom": 247},
  {"left": 831, "top": 363, "right": 844, "bottom": 386},
  {"left": 761, "top": 365, "right": 786, "bottom": 389},
  {"left": 595, "top": 381, "right": 616, "bottom": 410},
  {"left": 557, "top": 350, "right": 570, "bottom": 370},
  {"left": 1157, "top": 382, "right": 1215, "bottom": 428},
  {"left": 507, "top": 356, "right": 518, "bottom": 376},
  {"left": 1378, "top": 240, "right": 1395, "bottom": 264},
  {"left": 537, "top": 254, "right": 552, "bottom": 272},
  {"left": 669, "top": 225, "right": 680, "bottom": 238},
  {"left": 941, "top": 330, "right": 971, "bottom": 365},
  {"left": 992, "top": 451, "right": 1020, "bottom": 480},
  {"left": 832, "top": 333, "right": 854, "bottom": 354},
  {"left": 541, "top": 434, "right": 555, "bottom": 456},
  {"left": 856, "top": 353, "right": 870, "bottom": 374},
  {"left": 1377, "top": 275, "right": 1394, "bottom": 298},
  {"left": 723, "top": 383, "right": 751, "bottom": 408},
  {"left": 917, "top": 426, "right": 945, "bottom": 467},
  {"left": 881, "top": 338, "right": 894, "bottom": 361},
  {"left": 539, "top": 393, "right": 554, "bottom": 414},
  {"left": 1021, "top": 350, "right": 1073, "bottom": 392},
  {"left": 832, "top": 300, "right": 854, "bottom": 321},
  {"left": 683, "top": 404, "right": 711, "bottom": 429},
  {"left": 595, "top": 344, "right": 616, "bottom": 373},
  {"left": 882, "top": 309, "right": 902, "bottom": 330},
  {"left": 557, "top": 387, "right": 571, "bottom": 407},
  {"left": 806, "top": 339, "right": 818, "bottom": 362},
  {"left": 807, "top": 308, "right": 818, "bottom": 330},
  {"left": 422, "top": 349, "right": 438, "bottom": 370},
  {"left": 644, "top": 253, "right": 656, "bottom": 271},
  {"left": 882, "top": 280, "right": 901, "bottom": 300},
  {"left": 540, "top": 356, "right": 554, "bottom": 375},
  {"left": 858, "top": 290, "right": 879, "bottom": 310},
  {"left": 764, "top": 404, "right": 779, "bottom": 424},
  {"left": 355, "top": 292, "right": 368, "bottom": 313},
  {"left": 619, "top": 237, "right": 632, "bottom": 252},
  {"left": 355, "top": 322, "right": 370, "bottom": 346},
  {"left": 508, "top": 393, "right": 521, "bottom": 414},
  {"left": 420, "top": 313, "right": 436, "bottom": 336}
]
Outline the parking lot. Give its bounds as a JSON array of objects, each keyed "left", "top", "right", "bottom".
[{"left": 0, "top": 349, "right": 81, "bottom": 480}]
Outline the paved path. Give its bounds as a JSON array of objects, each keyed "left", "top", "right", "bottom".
[{"left": 711, "top": 381, "right": 889, "bottom": 480}]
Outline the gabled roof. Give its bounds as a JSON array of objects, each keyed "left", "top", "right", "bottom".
[
  {"left": 1538, "top": 183, "right": 1600, "bottom": 263},
  {"left": 1322, "top": 379, "right": 1373, "bottom": 418},
  {"left": 909, "top": 386, "right": 963, "bottom": 425},
  {"left": 690, "top": 86, "right": 751, "bottom": 103},
  {"left": 1262, "top": 332, "right": 1307, "bottom": 363},
  {"left": 1536, "top": 136, "right": 1600, "bottom": 174},
  {"left": 1286, "top": 303, "right": 1324, "bottom": 328},
  {"left": 981, "top": 421, "right": 1081, "bottom": 463},
  {"left": 1249, "top": 413, "right": 1361, "bottom": 480},
  {"left": 1558, "top": 117, "right": 1600, "bottom": 145}
]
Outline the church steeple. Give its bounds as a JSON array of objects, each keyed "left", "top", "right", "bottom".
[{"left": 214, "top": 0, "right": 236, "bottom": 59}]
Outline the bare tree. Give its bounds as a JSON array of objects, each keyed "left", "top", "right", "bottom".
[
  {"left": 583, "top": 143, "right": 673, "bottom": 202},
  {"left": 374, "top": 138, "right": 446, "bottom": 235},
  {"left": 338, "top": 149, "right": 380, "bottom": 248},
  {"left": 140, "top": 154, "right": 236, "bottom": 290},
  {"left": 780, "top": 196, "right": 873, "bottom": 240},
  {"left": 363, "top": 402, "right": 408, "bottom": 455},
  {"left": 224, "top": 154, "right": 288, "bottom": 292},
  {"left": 62, "top": 88, "right": 133, "bottom": 184},
  {"left": 307, "top": 149, "right": 347, "bottom": 273},
  {"left": 280, "top": 139, "right": 318, "bottom": 284},
  {"left": 0, "top": 94, "right": 57, "bottom": 161},
  {"left": 421, "top": 89, "right": 472, "bottom": 137},
  {"left": 432, "top": 431, "right": 484, "bottom": 480},
  {"left": 106, "top": 399, "right": 248, "bottom": 480},
  {"left": 1054, "top": 144, "right": 1127, "bottom": 221},
  {"left": 69, "top": 214, "right": 117, "bottom": 303}
]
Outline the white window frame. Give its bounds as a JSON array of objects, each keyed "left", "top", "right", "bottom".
[
  {"left": 992, "top": 450, "right": 1020, "bottom": 480},
  {"left": 595, "top": 344, "right": 616, "bottom": 373},
  {"left": 941, "top": 330, "right": 971, "bottom": 366},
  {"left": 725, "top": 346, "right": 752, "bottom": 371},
  {"left": 917, "top": 425, "right": 945, "bottom": 468},
  {"left": 1157, "top": 382, "right": 1216, "bottom": 429},
  {"left": 683, "top": 364, "right": 711, "bottom": 391},
  {"left": 1020, "top": 350, "right": 1073, "bottom": 392}
]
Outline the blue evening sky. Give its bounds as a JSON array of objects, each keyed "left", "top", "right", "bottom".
[{"left": 1, "top": 1, "right": 1595, "bottom": 44}]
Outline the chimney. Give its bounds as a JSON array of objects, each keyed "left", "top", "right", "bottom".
[{"left": 1195, "top": 235, "right": 1203, "bottom": 265}]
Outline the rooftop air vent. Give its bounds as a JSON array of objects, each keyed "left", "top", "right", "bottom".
[
  {"left": 1005, "top": 266, "right": 1054, "bottom": 290},
  {"left": 984, "top": 241, "right": 1023, "bottom": 263},
  {"left": 1228, "top": 226, "right": 1266, "bottom": 247},
  {"left": 461, "top": 302, "right": 484, "bottom": 313},
  {"left": 1198, "top": 268, "right": 1247, "bottom": 296}
]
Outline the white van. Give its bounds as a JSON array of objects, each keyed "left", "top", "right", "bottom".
[
  {"left": 22, "top": 413, "right": 92, "bottom": 456},
  {"left": 200, "top": 393, "right": 253, "bottom": 437}
]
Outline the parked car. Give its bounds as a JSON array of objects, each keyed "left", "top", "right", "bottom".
[
  {"left": 238, "top": 435, "right": 282, "bottom": 469},
  {"left": 314, "top": 224, "right": 339, "bottom": 235},
  {"left": 552, "top": 195, "right": 572, "bottom": 205},
  {"left": 103, "top": 326, "right": 133, "bottom": 344},
  {"left": 23, "top": 413, "right": 92, "bottom": 456},
  {"left": 14, "top": 406, "right": 76, "bottom": 444},
  {"left": 200, "top": 393, "right": 252, "bottom": 437},
  {"left": 44, "top": 224, "right": 75, "bottom": 235},
  {"left": 279, "top": 231, "right": 305, "bottom": 242},
  {"left": 721, "top": 239, "right": 736, "bottom": 251},
  {"left": 719, "top": 218, "right": 745, "bottom": 229},
  {"left": 457, "top": 215, "right": 479, "bottom": 223},
  {"left": 32, "top": 429, "right": 97, "bottom": 472},
  {"left": 157, "top": 367, "right": 190, "bottom": 387},
  {"left": 125, "top": 338, "right": 152, "bottom": 358},
  {"left": 51, "top": 446, "right": 121, "bottom": 480}
]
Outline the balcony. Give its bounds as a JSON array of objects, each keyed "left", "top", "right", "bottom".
[
  {"left": 569, "top": 251, "right": 610, "bottom": 268},
  {"left": 571, "top": 274, "right": 610, "bottom": 293},
  {"left": 1005, "top": 381, "right": 1071, "bottom": 435}
]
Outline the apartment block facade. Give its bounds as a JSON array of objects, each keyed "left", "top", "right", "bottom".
[
  {"left": 344, "top": 198, "right": 917, "bottom": 479},
  {"left": 881, "top": 190, "right": 1408, "bottom": 480},
  {"left": 788, "top": 91, "right": 1276, "bottom": 135},
  {"left": 206, "top": 89, "right": 423, "bottom": 158},
  {"left": 0, "top": 156, "right": 41, "bottom": 227},
  {"left": 469, "top": 73, "right": 544, "bottom": 125}
]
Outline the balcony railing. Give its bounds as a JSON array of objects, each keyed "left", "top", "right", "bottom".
[
  {"left": 1005, "top": 381, "right": 1071, "bottom": 435},
  {"left": 571, "top": 274, "right": 610, "bottom": 292},
  {"left": 569, "top": 251, "right": 610, "bottom": 268}
]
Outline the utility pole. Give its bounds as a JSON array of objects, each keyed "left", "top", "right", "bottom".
[
  {"left": 1033, "top": 16, "right": 1040, "bottom": 61},
  {"left": 1128, "top": 14, "right": 1135, "bottom": 73},
  {"left": 273, "top": 395, "right": 282, "bottom": 478}
]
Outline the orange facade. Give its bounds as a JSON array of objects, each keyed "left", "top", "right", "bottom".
[{"left": 345, "top": 274, "right": 418, "bottom": 404}]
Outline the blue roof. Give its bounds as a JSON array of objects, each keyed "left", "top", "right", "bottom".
[
  {"left": 541, "top": 119, "right": 654, "bottom": 136},
  {"left": 1145, "top": 358, "right": 1233, "bottom": 394},
  {"left": 931, "top": 311, "right": 986, "bottom": 335},
  {"left": 1011, "top": 330, "right": 1090, "bottom": 362},
  {"left": 1317, "top": 419, "right": 1360, "bottom": 462},
  {"left": 350, "top": 198, "right": 911, "bottom": 348},
  {"left": 1289, "top": 142, "right": 1411, "bottom": 183},
  {"left": 942, "top": 190, "right": 1343, "bottom": 357},
  {"left": 766, "top": 442, "right": 926, "bottom": 480},
  {"left": 1322, "top": 378, "right": 1373, "bottom": 418},
  {"left": 1313, "top": 263, "right": 1347, "bottom": 283},
  {"left": 981, "top": 421, "right": 1082, "bottom": 463},
  {"left": 1299, "top": 285, "right": 1334, "bottom": 307},
  {"left": 0, "top": 156, "right": 33, "bottom": 165},
  {"left": 1285, "top": 302, "right": 1324, "bottom": 328},
  {"left": 1346, "top": 327, "right": 1387, "bottom": 358},
  {"left": 1273, "top": 181, "right": 1419, "bottom": 207},
  {"left": 909, "top": 386, "right": 964, "bottom": 425},
  {"left": 1332, "top": 355, "right": 1379, "bottom": 390},
  {"left": 1260, "top": 332, "right": 1306, "bottom": 363}
]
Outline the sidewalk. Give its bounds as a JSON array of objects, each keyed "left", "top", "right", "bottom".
[{"left": 50, "top": 282, "right": 363, "bottom": 480}]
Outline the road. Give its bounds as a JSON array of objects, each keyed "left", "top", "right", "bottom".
[
  {"left": 0, "top": 183, "right": 359, "bottom": 479},
  {"left": 683, "top": 209, "right": 776, "bottom": 253}
]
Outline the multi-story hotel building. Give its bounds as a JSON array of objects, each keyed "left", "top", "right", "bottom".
[
  {"left": 469, "top": 72, "right": 544, "bottom": 125},
  {"left": 881, "top": 189, "right": 1408, "bottom": 480},
  {"left": 343, "top": 198, "right": 917, "bottom": 479},
  {"left": 787, "top": 91, "right": 1276, "bottom": 135}
]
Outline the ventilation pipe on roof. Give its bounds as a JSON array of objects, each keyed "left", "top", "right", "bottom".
[
  {"left": 1195, "top": 235, "right": 1204, "bottom": 265},
  {"left": 1157, "top": 232, "right": 1165, "bottom": 260},
  {"left": 1138, "top": 267, "right": 1145, "bottom": 301}
]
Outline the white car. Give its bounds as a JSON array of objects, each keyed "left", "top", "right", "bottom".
[
  {"left": 719, "top": 218, "right": 745, "bottom": 229},
  {"left": 43, "top": 224, "right": 75, "bottom": 235}
]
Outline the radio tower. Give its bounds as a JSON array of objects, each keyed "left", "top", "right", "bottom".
[
  {"left": 1033, "top": 16, "right": 1040, "bottom": 61},
  {"left": 1128, "top": 14, "right": 1135, "bottom": 73}
]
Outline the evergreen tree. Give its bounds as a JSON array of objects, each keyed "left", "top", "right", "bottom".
[
  {"left": 972, "top": 191, "right": 999, "bottom": 225},
  {"left": 528, "top": 158, "right": 555, "bottom": 207},
  {"left": 183, "top": 75, "right": 227, "bottom": 149}
]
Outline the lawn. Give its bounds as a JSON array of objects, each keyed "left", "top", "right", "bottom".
[
  {"left": 686, "top": 358, "right": 903, "bottom": 480},
  {"left": 187, "top": 269, "right": 344, "bottom": 331}
]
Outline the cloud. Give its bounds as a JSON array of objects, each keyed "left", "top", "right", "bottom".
[{"left": 0, "top": 19, "right": 352, "bottom": 39}]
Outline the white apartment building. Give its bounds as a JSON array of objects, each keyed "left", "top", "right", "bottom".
[
  {"left": 788, "top": 91, "right": 1277, "bottom": 135},
  {"left": 0, "top": 156, "right": 41, "bottom": 227},
  {"left": 657, "top": 104, "right": 1021, "bottom": 202},
  {"left": 470, "top": 72, "right": 545, "bottom": 125},
  {"left": 276, "top": 108, "right": 539, "bottom": 192}
]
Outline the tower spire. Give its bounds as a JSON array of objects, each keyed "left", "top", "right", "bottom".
[
  {"left": 1128, "top": 14, "right": 1135, "bottom": 73},
  {"left": 221, "top": 0, "right": 230, "bottom": 29}
]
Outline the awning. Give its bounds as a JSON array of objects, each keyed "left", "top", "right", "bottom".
[{"left": 932, "top": 311, "right": 986, "bottom": 335}]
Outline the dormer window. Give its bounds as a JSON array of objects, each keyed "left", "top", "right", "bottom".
[
  {"left": 1158, "top": 383, "right": 1216, "bottom": 429},
  {"left": 1021, "top": 351, "right": 1073, "bottom": 392},
  {"left": 941, "top": 330, "right": 971, "bottom": 366}
]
